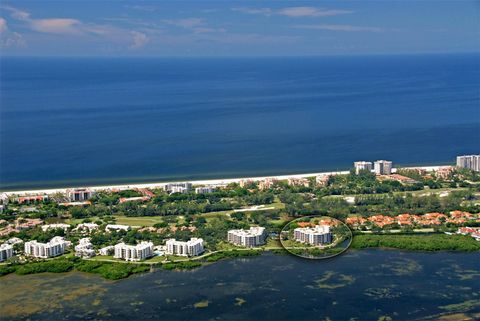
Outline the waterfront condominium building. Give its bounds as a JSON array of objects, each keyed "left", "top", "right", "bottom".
[
  {"left": 66, "top": 188, "right": 94, "bottom": 202},
  {"left": 227, "top": 226, "right": 266, "bottom": 247},
  {"left": 24, "top": 236, "right": 67, "bottom": 258},
  {"left": 164, "top": 182, "right": 192, "bottom": 194},
  {"left": 74, "top": 238, "right": 96, "bottom": 258},
  {"left": 114, "top": 241, "right": 154, "bottom": 261},
  {"left": 0, "top": 243, "right": 13, "bottom": 262},
  {"left": 354, "top": 161, "right": 373, "bottom": 174},
  {"left": 374, "top": 160, "right": 393, "bottom": 175},
  {"left": 293, "top": 225, "right": 333, "bottom": 246},
  {"left": 165, "top": 238, "right": 204, "bottom": 257},
  {"left": 457, "top": 155, "right": 480, "bottom": 172}
]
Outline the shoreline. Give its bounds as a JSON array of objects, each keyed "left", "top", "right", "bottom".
[
  {"left": 1, "top": 241, "right": 479, "bottom": 280},
  {"left": 1, "top": 164, "right": 450, "bottom": 196}
]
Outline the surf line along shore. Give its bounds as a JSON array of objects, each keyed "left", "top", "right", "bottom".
[{"left": 2, "top": 165, "right": 449, "bottom": 196}]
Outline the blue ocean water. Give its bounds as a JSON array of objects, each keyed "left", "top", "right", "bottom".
[{"left": 1, "top": 54, "right": 479, "bottom": 190}]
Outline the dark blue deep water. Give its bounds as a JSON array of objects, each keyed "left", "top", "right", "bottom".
[{"left": 1, "top": 54, "right": 479, "bottom": 190}]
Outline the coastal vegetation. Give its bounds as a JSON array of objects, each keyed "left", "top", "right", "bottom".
[
  {"left": 75, "top": 260, "right": 150, "bottom": 280},
  {"left": 0, "top": 257, "right": 150, "bottom": 280},
  {"left": 161, "top": 261, "right": 202, "bottom": 270},
  {"left": 351, "top": 234, "right": 480, "bottom": 251},
  {"left": 204, "top": 249, "right": 261, "bottom": 262},
  {"left": 14, "top": 259, "right": 74, "bottom": 275}
]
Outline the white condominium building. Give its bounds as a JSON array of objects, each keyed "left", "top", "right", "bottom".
[
  {"left": 165, "top": 238, "right": 204, "bottom": 257},
  {"left": 354, "top": 161, "right": 373, "bottom": 174},
  {"left": 114, "top": 241, "right": 154, "bottom": 261},
  {"left": 457, "top": 155, "right": 480, "bottom": 172},
  {"left": 24, "top": 236, "right": 67, "bottom": 258},
  {"left": 227, "top": 227, "right": 266, "bottom": 247},
  {"left": 293, "top": 225, "right": 333, "bottom": 246},
  {"left": 0, "top": 243, "right": 13, "bottom": 262},
  {"left": 164, "top": 182, "right": 192, "bottom": 194},
  {"left": 374, "top": 160, "right": 393, "bottom": 175},
  {"left": 75, "top": 238, "right": 95, "bottom": 258},
  {"left": 41, "top": 223, "right": 71, "bottom": 232}
]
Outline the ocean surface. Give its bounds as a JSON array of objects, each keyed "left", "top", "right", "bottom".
[
  {"left": 1, "top": 54, "right": 479, "bottom": 190},
  {"left": 1, "top": 250, "right": 479, "bottom": 320}
]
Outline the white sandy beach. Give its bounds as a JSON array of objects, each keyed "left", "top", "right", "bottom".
[{"left": 1, "top": 165, "right": 451, "bottom": 197}]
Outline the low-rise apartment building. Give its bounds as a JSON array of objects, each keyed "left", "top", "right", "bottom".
[
  {"left": 287, "top": 178, "right": 310, "bottom": 187},
  {"left": 15, "top": 194, "right": 48, "bottom": 204},
  {"left": 259, "top": 178, "right": 278, "bottom": 190},
  {"left": 195, "top": 186, "right": 216, "bottom": 194},
  {"left": 41, "top": 223, "right": 71, "bottom": 232},
  {"left": 74, "top": 223, "right": 99, "bottom": 233}
]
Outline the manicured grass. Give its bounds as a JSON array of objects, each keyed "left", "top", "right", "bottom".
[
  {"left": 115, "top": 216, "right": 165, "bottom": 227},
  {"left": 144, "top": 256, "right": 168, "bottom": 263},
  {"left": 89, "top": 255, "right": 114, "bottom": 260},
  {"left": 66, "top": 215, "right": 165, "bottom": 227},
  {"left": 269, "top": 201, "right": 286, "bottom": 210},
  {"left": 195, "top": 210, "right": 232, "bottom": 219}
]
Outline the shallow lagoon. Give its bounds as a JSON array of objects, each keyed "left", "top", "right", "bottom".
[{"left": 1, "top": 250, "right": 479, "bottom": 320}]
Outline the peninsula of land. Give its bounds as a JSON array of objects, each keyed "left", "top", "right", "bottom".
[{"left": 1, "top": 156, "right": 479, "bottom": 280}]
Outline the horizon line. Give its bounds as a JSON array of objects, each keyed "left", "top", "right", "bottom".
[{"left": 1, "top": 51, "right": 479, "bottom": 59}]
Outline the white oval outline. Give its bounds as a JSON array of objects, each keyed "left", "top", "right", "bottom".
[{"left": 279, "top": 215, "right": 353, "bottom": 260}]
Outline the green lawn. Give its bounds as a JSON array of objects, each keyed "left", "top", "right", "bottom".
[{"left": 115, "top": 216, "right": 165, "bottom": 227}]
